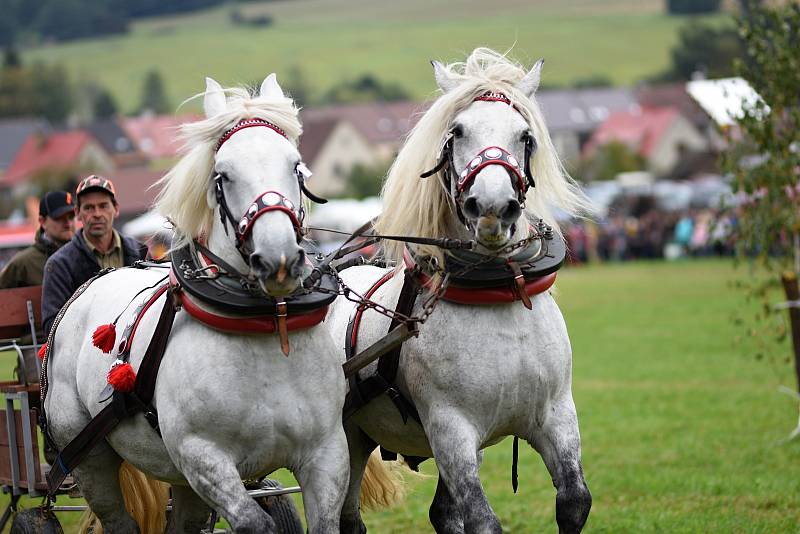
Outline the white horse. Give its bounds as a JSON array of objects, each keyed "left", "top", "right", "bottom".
[
  {"left": 44, "top": 75, "right": 352, "bottom": 533},
  {"left": 328, "top": 48, "right": 593, "bottom": 534}
]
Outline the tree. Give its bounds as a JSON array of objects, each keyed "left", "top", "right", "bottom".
[
  {"left": 322, "top": 74, "right": 410, "bottom": 104},
  {"left": 344, "top": 163, "right": 389, "bottom": 199},
  {"left": 665, "top": 0, "right": 721, "bottom": 14},
  {"left": 722, "top": 3, "right": 800, "bottom": 391},
  {"left": 578, "top": 141, "right": 645, "bottom": 182},
  {"left": 655, "top": 22, "right": 742, "bottom": 81},
  {"left": 139, "top": 69, "right": 170, "bottom": 114},
  {"left": 92, "top": 88, "right": 118, "bottom": 119}
]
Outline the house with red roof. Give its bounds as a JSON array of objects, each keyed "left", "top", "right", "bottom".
[
  {"left": 1, "top": 130, "right": 114, "bottom": 192},
  {"left": 583, "top": 106, "right": 708, "bottom": 176},
  {"left": 120, "top": 113, "right": 201, "bottom": 160}
]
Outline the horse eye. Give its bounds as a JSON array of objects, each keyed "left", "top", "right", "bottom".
[
  {"left": 217, "top": 172, "right": 231, "bottom": 182},
  {"left": 451, "top": 125, "right": 464, "bottom": 138},
  {"left": 520, "top": 131, "right": 532, "bottom": 143}
]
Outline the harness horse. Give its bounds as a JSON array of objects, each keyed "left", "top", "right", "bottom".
[
  {"left": 42, "top": 75, "right": 357, "bottom": 533},
  {"left": 328, "top": 48, "right": 593, "bottom": 534}
]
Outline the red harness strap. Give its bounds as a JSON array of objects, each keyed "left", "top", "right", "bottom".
[
  {"left": 402, "top": 250, "right": 557, "bottom": 305},
  {"left": 168, "top": 269, "right": 328, "bottom": 334},
  {"left": 348, "top": 270, "right": 396, "bottom": 353}
]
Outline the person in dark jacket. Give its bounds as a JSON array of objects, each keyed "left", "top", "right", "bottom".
[
  {"left": 0, "top": 191, "right": 76, "bottom": 288},
  {"left": 42, "top": 175, "right": 147, "bottom": 335}
]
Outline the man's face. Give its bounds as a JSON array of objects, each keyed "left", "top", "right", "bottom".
[
  {"left": 77, "top": 191, "right": 118, "bottom": 240},
  {"left": 39, "top": 211, "right": 76, "bottom": 243}
]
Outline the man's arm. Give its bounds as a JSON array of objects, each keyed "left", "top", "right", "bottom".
[
  {"left": 0, "top": 261, "right": 23, "bottom": 289},
  {"left": 41, "top": 255, "right": 74, "bottom": 336}
]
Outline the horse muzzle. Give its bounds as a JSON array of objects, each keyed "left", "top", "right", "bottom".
[{"left": 250, "top": 248, "right": 306, "bottom": 296}]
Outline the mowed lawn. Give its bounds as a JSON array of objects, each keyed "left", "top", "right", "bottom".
[
  {"left": 22, "top": 0, "right": 729, "bottom": 113},
  {"left": 2, "top": 259, "right": 799, "bottom": 532}
]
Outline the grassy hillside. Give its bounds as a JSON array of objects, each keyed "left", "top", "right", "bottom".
[
  {"left": 2, "top": 259, "right": 799, "bottom": 532},
  {"left": 21, "top": 0, "right": 731, "bottom": 113}
]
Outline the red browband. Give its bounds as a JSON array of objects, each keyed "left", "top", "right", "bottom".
[
  {"left": 474, "top": 91, "right": 522, "bottom": 115},
  {"left": 216, "top": 118, "right": 288, "bottom": 152}
]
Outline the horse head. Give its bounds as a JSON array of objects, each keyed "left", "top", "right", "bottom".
[
  {"left": 429, "top": 59, "right": 543, "bottom": 251},
  {"left": 378, "top": 48, "right": 592, "bottom": 265},
  {"left": 205, "top": 75, "right": 308, "bottom": 295},
  {"left": 157, "top": 74, "right": 316, "bottom": 297}
]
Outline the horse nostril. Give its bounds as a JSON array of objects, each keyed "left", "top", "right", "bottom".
[
  {"left": 463, "top": 196, "right": 480, "bottom": 219},
  {"left": 290, "top": 249, "right": 306, "bottom": 277},
  {"left": 501, "top": 199, "right": 521, "bottom": 222},
  {"left": 249, "top": 252, "right": 272, "bottom": 277}
]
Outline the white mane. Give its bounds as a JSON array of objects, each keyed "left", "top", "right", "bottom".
[
  {"left": 376, "top": 48, "right": 592, "bottom": 265},
  {"left": 154, "top": 86, "right": 302, "bottom": 246}
]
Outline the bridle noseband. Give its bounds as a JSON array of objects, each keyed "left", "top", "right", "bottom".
[
  {"left": 420, "top": 91, "right": 537, "bottom": 221},
  {"left": 212, "top": 118, "right": 327, "bottom": 260}
]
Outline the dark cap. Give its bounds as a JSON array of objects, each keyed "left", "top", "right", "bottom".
[
  {"left": 75, "top": 175, "right": 116, "bottom": 200},
  {"left": 39, "top": 191, "right": 75, "bottom": 218}
]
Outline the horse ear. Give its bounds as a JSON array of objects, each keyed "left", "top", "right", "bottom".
[
  {"left": 517, "top": 59, "right": 544, "bottom": 98},
  {"left": 260, "top": 73, "right": 284, "bottom": 99},
  {"left": 204, "top": 77, "right": 226, "bottom": 119},
  {"left": 431, "top": 60, "right": 458, "bottom": 94}
]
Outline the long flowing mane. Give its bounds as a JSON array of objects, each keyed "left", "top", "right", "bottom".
[
  {"left": 376, "top": 48, "right": 592, "bottom": 264},
  {"left": 154, "top": 87, "right": 302, "bottom": 246}
]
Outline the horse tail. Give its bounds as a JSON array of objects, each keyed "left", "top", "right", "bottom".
[
  {"left": 78, "top": 461, "right": 170, "bottom": 533},
  {"left": 359, "top": 448, "right": 407, "bottom": 510}
]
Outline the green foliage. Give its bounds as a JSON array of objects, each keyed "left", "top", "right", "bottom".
[
  {"left": 282, "top": 66, "right": 311, "bottom": 108},
  {"left": 91, "top": 85, "right": 118, "bottom": 119},
  {"left": 579, "top": 141, "right": 646, "bottom": 181},
  {"left": 571, "top": 74, "right": 614, "bottom": 88},
  {"left": 321, "top": 74, "right": 411, "bottom": 104},
  {"left": 723, "top": 2, "right": 800, "bottom": 271},
  {"left": 343, "top": 163, "right": 388, "bottom": 199},
  {"left": 722, "top": 2, "right": 800, "bottom": 368},
  {"left": 33, "top": 0, "right": 128, "bottom": 42},
  {"left": 0, "top": 62, "right": 73, "bottom": 122},
  {"left": 21, "top": 1, "right": 730, "bottom": 113},
  {"left": 665, "top": 0, "right": 721, "bottom": 15},
  {"left": 656, "top": 21, "right": 742, "bottom": 80},
  {"left": 138, "top": 69, "right": 170, "bottom": 114}
]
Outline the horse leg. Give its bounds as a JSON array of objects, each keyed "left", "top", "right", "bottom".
[
  {"left": 73, "top": 443, "right": 140, "bottom": 533},
  {"left": 427, "top": 413, "right": 501, "bottom": 534},
  {"left": 175, "top": 437, "right": 276, "bottom": 533},
  {"left": 527, "top": 397, "right": 592, "bottom": 534},
  {"left": 166, "top": 484, "right": 212, "bottom": 534},
  {"left": 294, "top": 429, "right": 350, "bottom": 534},
  {"left": 429, "top": 470, "right": 466, "bottom": 534},
  {"left": 339, "top": 424, "right": 373, "bottom": 534}
]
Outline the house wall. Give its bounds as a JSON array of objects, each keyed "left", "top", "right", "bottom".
[
  {"left": 648, "top": 116, "right": 709, "bottom": 176},
  {"left": 78, "top": 141, "right": 115, "bottom": 175},
  {"left": 310, "top": 122, "right": 377, "bottom": 197}
]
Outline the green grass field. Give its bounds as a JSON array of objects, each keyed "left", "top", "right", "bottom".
[
  {"left": 2, "top": 259, "right": 799, "bottom": 532},
  {"left": 21, "top": 0, "right": 730, "bottom": 114}
]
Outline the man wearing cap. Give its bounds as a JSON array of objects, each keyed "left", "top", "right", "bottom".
[
  {"left": 42, "top": 175, "right": 148, "bottom": 335},
  {"left": 0, "top": 191, "right": 76, "bottom": 289}
]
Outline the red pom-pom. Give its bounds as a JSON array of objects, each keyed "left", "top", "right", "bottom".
[
  {"left": 37, "top": 343, "right": 47, "bottom": 361},
  {"left": 92, "top": 323, "right": 117, "bottom": 353},
  {"left": 107, "top": 362, "right": 136, "bottom": 392}
]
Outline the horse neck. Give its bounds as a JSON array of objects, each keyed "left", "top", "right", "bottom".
[{"left": 206, "top": 221, "right": 249, "bottom": 274}]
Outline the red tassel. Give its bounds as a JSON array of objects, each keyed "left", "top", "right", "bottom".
[
  {"left": 107, "top": 361, "right": 136, "bottom": 392},
  {"left": 37, "top": 343, "right": 47, "bottom": 361},
  {"left": 92, "top": 323, "right": 117, "bottom": 353}
]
